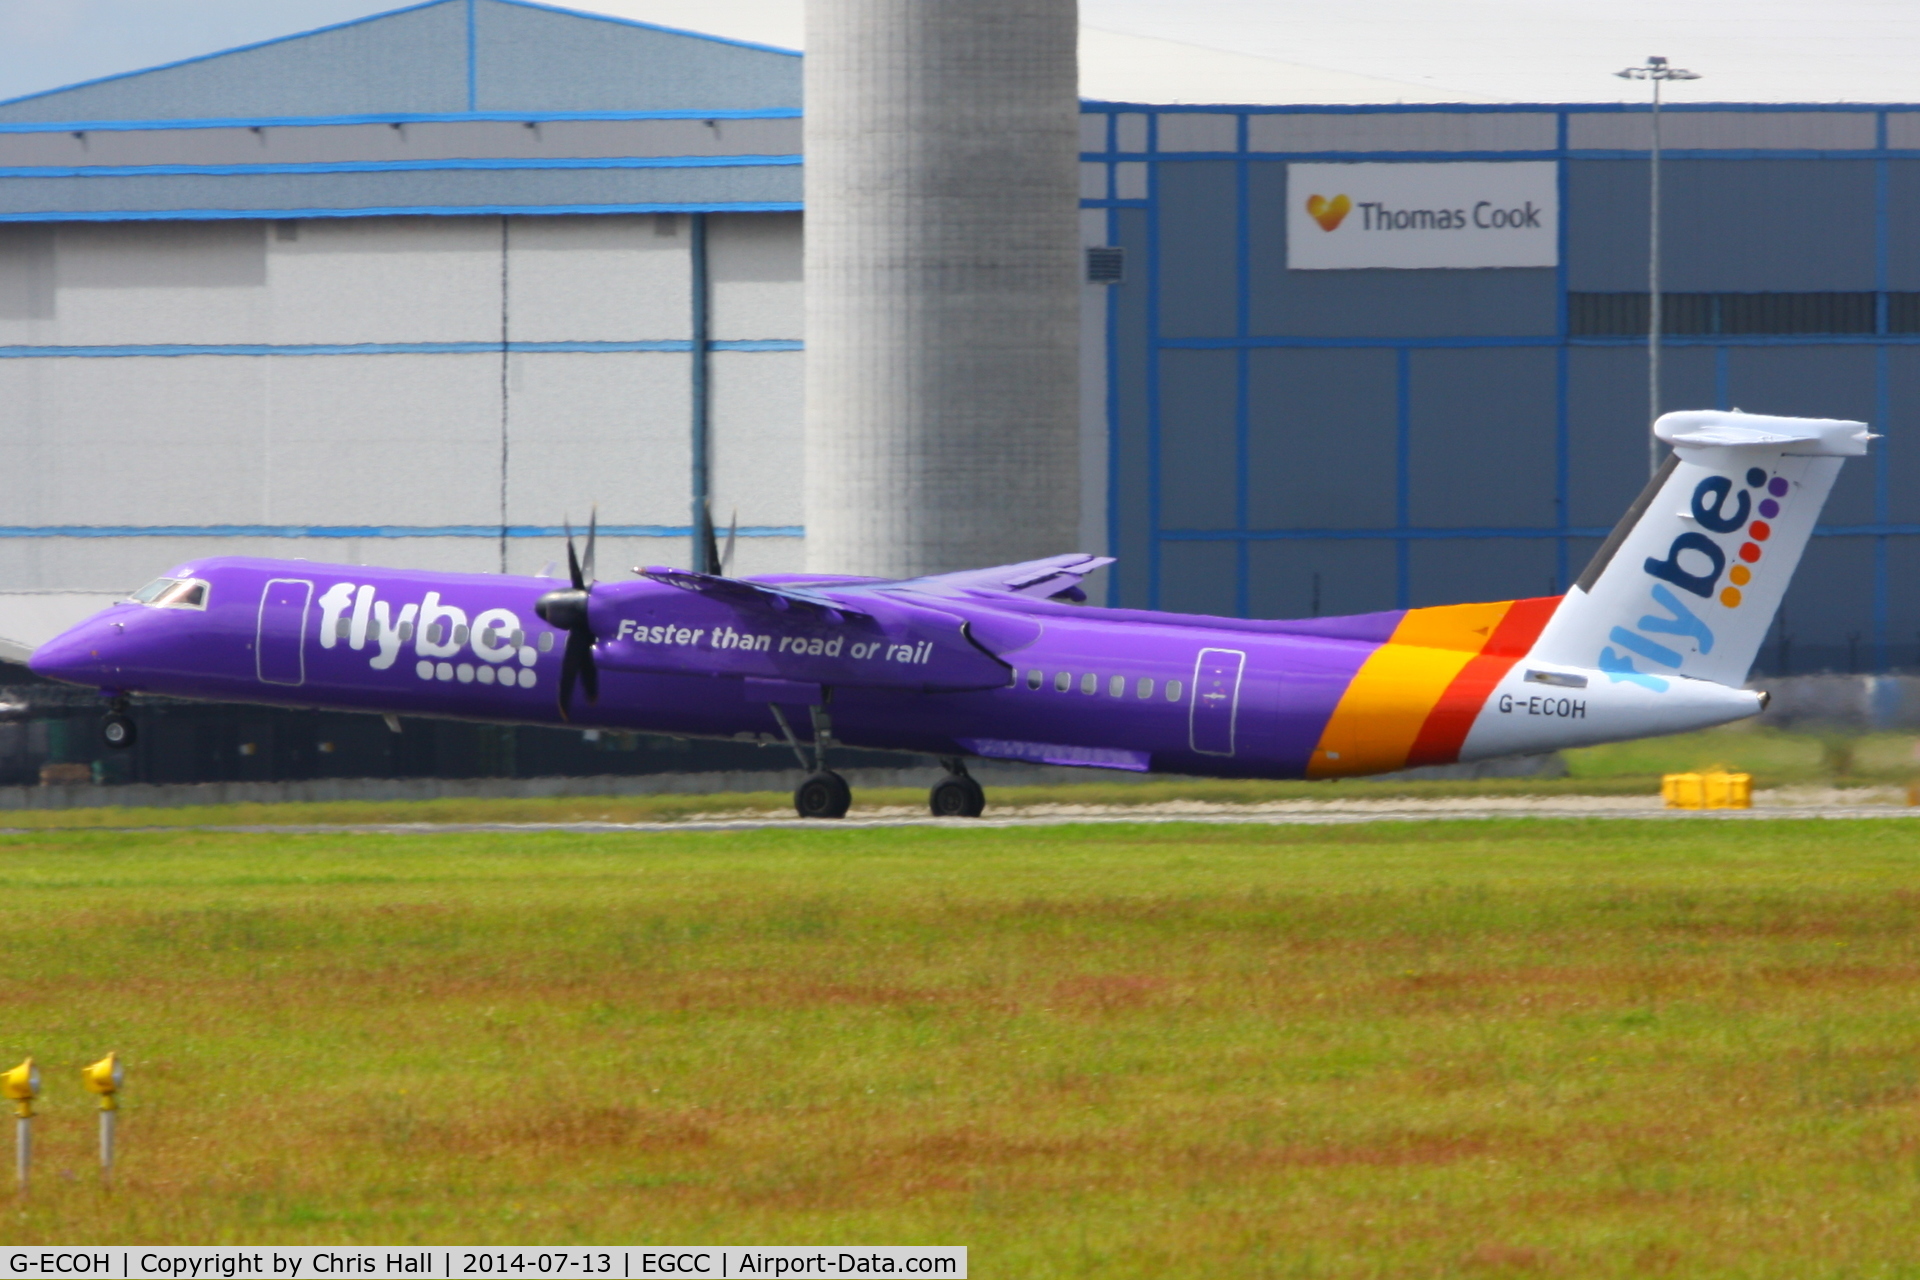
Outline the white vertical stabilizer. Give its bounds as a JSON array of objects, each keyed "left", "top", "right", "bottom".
[{"left": 1528, "top": 410, "right": 1874, "bottom": 690}]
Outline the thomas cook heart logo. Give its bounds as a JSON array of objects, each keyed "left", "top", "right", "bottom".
[{"left": 1306, "top": 193, "right": 1352, "bottom": 232}]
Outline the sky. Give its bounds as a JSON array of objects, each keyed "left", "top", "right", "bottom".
[{"left": 0, "top": 0, "right": 1913, "bottom": 107}]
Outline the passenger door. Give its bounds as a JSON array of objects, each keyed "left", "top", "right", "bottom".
[
  {"left": 1189, "top": 647, "right": 1246, "bottom": 755},
  {"left": 255, "top": 578, "right": 313, "bottom": 686}
]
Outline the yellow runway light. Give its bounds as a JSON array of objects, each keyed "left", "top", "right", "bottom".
[
  {"left": 3, "top": 1059, "right": 37, "bottom": 1192},
  {"left": 82, "top": 1053, "right": 123, "bottom": 1181}
]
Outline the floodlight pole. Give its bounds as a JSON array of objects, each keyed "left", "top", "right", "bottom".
[{"left": 1616, "top": 56, "right": 1701, "bottom": 476}]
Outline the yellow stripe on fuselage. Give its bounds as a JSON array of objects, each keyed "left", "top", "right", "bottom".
[{"left": 1305, "top": 600, "right": 1515, "bottom": 778}]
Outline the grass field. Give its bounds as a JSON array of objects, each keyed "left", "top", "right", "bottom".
[{"left": 0, "top": 819, "right": 1917, "bottom": 1275}]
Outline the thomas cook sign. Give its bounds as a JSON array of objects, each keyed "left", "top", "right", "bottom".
[{"left": 1288, "top": 162, "right": 1558, "bottom": 270}]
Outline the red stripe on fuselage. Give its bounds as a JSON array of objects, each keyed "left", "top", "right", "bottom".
[{"left": 1403, "top": 595, "right": 1561, "bottom": 768}]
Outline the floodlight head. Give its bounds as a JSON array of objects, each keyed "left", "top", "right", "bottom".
[
  {"left": 1649, "top": 55, "right": 1667, "bottom": 67},
  {"left": 82, "top": 1053, "right": 121, "bottom": 1107},
  {"left": 2, "top": 1059, "right": 37, "bottom": 1116}
]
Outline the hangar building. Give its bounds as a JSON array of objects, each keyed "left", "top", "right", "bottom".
[{"left": 0, "top": 1, "right": 1912, "bottom": 783}]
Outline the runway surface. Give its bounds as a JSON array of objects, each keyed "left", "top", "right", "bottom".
[{"left": 15, "top": 791, "right": 1918, "bottom": 834}]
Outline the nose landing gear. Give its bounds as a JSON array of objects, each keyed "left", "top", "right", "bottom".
[
  {"left": 929, "top": 758, "right": 986, "bottom": 818},
  {"left": 100, "top": 699, "right": 136, "bottom": 750}
]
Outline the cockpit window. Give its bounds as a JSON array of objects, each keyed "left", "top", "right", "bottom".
[
  {"left": 156, "top": 580, "right": 208, "bottom": 609},
  {"left": 129, "top": 577, "right": 210, "bottom": 610}
]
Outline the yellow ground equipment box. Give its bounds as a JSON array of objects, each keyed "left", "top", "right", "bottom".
[{"left": 1662, "top": 770, "right": 1752, "bottom": 810}]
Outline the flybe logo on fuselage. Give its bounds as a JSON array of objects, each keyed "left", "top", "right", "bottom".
[
  {"left": 1600, "top": 467, "right": 1787, "bottom": 689},
  {"left": 314, "top": 582, "right": 543, "bottom": 688}
]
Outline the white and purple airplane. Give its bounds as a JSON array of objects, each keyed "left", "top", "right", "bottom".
[{"left": 26, "top": 410, "right": 1871, "bottom": 818}]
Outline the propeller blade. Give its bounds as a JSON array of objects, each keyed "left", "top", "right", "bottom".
[
  {"left": 575, "top": 630, "right": 600, "bottom": 703},
  {"left": 583, "top": 507, "right": 598, "bottom": 585},
  {"left": 721, "top": 509, "right": 738, "bottom": 577},
  {"left": 700, "top": 498, "right": 722, "bottom": 576},
  {"left": 564, "top": 518, "right": 585, "bottom": 592}
]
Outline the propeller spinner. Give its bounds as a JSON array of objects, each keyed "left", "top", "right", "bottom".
[{"left": 533, "top": 512, "right": 599, "bottom": 720}]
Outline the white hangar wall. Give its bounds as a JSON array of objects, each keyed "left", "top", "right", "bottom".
[{"left": 0, "top": 210, "right": 805, "bottom": 591}]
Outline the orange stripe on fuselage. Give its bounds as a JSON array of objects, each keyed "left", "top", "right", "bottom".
[
  {"left": 1403, "top": 595, "right": 1561, "bottom": 768},
  {"left": 1306, "top": 599, "right": 1517, "bottom": 779}
]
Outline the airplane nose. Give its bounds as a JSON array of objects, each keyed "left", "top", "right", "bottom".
[{"left": 28, "top": 618, "right": 122, "bottom": 687}]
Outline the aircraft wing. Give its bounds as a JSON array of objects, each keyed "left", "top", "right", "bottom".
[
  {"left": 891, "top": 553, "right": 1115, "bottom": 601},
  {"left": 639, "top": 567, "right": 874, "bottom": 621},
  {"left": 598, "top": 574, "right": 1011, "bottom": 692}
]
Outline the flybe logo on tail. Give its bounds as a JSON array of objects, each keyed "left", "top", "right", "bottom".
[{"left": 1601, "top": 467, "right": 1788, "bottom": 690}]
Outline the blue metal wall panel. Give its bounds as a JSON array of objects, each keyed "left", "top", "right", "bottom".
[
  {"left": 1158, "top": 349, "right": 1239, "bottom": 531},
  {"left": 1246, "top": 539, "right": 1398, "bottom": 620},
  {"left": 1158, "top": 540, "right": 1239, "bottom": 617},
  {"left": 1111, "top": 208, "right": 1153, "bottom": 608},
  {"left": 1407, "top": 348, "right": 1558, "bottom": 529},
  {"left": 0, "top": 2, "right": 470, "bottom": 124},
  {"left": 1246, "top": 347, "right": 1396, "bottom": 529},
  {"left": 1154, "top": 162, "right": 1238, "bottom": 339},
  {"left": 1568, "top": 159, "right": 1877, "bottom": 292},
  {"left": 1774, "top": 537, "right": 1878, "bottom": 674},
  {"left": 1885, "top": 348, "right": 1920, "bottom": 525},
  {"left": 475, "top": 0, "right": 800, "bottom": 114},
  {"left": 1884, "top": 160, "right": 1920, "bottom": 290},
  {"left": 1407, "top": 538, "right": 1560, "bottom": 608},
  {"left": 1886, "top": 538, "right": 1920, "bottom": 668}
]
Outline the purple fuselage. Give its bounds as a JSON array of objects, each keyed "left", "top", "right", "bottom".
[{"left": 28, "top": 556, "right": 1409, "bottom": 780}]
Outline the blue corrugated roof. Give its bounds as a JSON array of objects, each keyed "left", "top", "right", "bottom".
[{"left": 0, "top": 0, "right": 801, "bottom": 125}]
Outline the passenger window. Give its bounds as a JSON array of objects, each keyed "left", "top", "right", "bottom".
[
  {"left": 1109, "top": 675, "right": 1125, "bottom": 697},
  {"left": 1166, "top": 679, "right": 1183, "bottom": 702},
  {"left": 1054, "top": 671, "right": 1071, "bottom": 692},
  {"left": 398, "top": 621, "right": 415, "bottom": 642},
  {"left": 1080, "top": 673, "right": 1097, "bottom": 695},
  {"left": 1026, "top": 669, "right": 1042, "bottom": 690},
  {"left": 538, "top": 631, "right": 555, "bottom": 652},
  {"left": 454, "top": 624, "right": 469, "bottom": 645},
  {"left": 1137, "top": 677, "right": 1154, "bottom": 698}
]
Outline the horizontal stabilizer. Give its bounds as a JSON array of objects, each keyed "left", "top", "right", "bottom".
[{"left": 1656, "top": 410, "right": 1876, "bottom": 456}]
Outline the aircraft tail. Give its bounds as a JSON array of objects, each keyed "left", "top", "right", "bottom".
[{"left": 1527, "top": 410, "right": 1874, "bottom": 690}]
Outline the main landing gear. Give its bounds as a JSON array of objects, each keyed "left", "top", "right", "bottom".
[
  {"left": 770, "top": 699, "right": 854, "bottom": 820},
  {"left": 765, "top": 698, "right": 988, "bottom": 820},
  {"left": 100, "top": 698, "right": 137, "bottom": 750},
  {"left": 794, "top": 770, "right": 853, "bottom": 820},
  {"left": 929, "top": 758, "right": 986, "bottom": 818}
]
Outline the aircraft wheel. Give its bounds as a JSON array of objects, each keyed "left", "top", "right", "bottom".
[
  {"left": 929, "top": 774, "right": 986, "bottom": 818},
  {"left": 101, "top": 713, "right": 137, "bottom": 750},
  {"left": 794, "top": 770, "right": 852, "bottom": 819}
]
